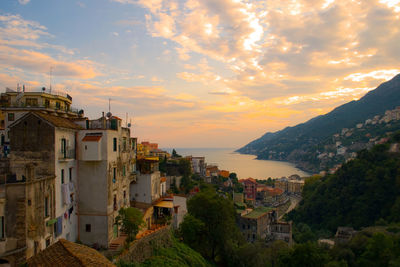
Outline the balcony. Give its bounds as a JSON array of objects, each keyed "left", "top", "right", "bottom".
[
  {"left": 58, "top": 149, "right": 75, "bottom": 161},
  {"left": 128, "top": 172, "right": 137, "bottom": 182}
]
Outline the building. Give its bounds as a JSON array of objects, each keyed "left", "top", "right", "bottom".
[
  {"left": 26, "top": 238, "right": 114, "bottom": 266},
  {"left": 237, "top": 207, "right": 275, "bottom": 242},
  {"left": 256, "top": 186, "right": 284, "bottom": 205},
  {"left": 218, "top": 170, "right": 229, "bottom": 178},
  {"left": 287, "top": 179, "right": 304, "bottom": 195},
  {"left": 239, "top": 178, "right": 258, "bottom": 204},
  {"left": 274, "top": 177, "right": 288, "bottom": 192},
  {"left": 76, "top": 114, "right": 136, "bottom": 248},
  {"left": 266, "top": 211, "right": 293, "bottom": 246},
  {"left": 0, "top": 111, "right": 82, "bottom": 264},
  {"left": 131, "top": 158, "right": 161, "bottom": 205},
  {"left": 0, "top": 87, "right": 82, "bottom": 147}
]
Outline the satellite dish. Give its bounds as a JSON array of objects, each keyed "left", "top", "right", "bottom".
[{"left": 106, "top": 112, "right": 112, "bottom": 118}]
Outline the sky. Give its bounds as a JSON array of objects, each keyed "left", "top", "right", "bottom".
[{"left": 0, "top": 0, "right": 399, "bottom": 148}]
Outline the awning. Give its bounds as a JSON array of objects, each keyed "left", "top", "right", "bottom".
[
  {"left": 46, "top": 218, "right": 57, "bottom": 226},
  {"left": 154, "top": 201, "right": 173, "bottom": 209}
]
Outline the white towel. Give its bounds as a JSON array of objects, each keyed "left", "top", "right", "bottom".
[
  {"left": 62, "top": 184, "right": 71, "bottom": 205},
  {"left": 69, "top": 182, "right": 75, "bottom": 192}
]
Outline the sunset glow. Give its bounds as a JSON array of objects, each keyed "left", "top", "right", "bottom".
[{"left": 0, "top": 0, "right": 399, "bottom": 148}]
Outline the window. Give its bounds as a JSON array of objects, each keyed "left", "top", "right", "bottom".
[
  {"left": 26, "top": 98, "right": 38, "bottom": 106},
  {"left": 85, "top": 224, "right": 91, "bottom": 232},
  {"left": 45, "top": 99, "right": 50, "bottom": 108},
  {"left": 44, "top": 196, "right": 49, "bottom": 217},
  {"left": 123, "top": 137, "right": 127, "bottom": 151},
  {"left": 113, "top": 138, "right": 117, "bottom": 151},
  {"left": 61, "top": 169, "right": 64, "bottom": 184},
  {"left": 8, "top": 113, "right": 14, "bottom": 121},
  {"left": 69, "top": 168, "right": 72, "bottom": 182},
  {"left": 113, "top": 167, "right": 117, "bottom": 183},
  {"left": 113, "top": 195, "right": 117, "bottom": 210},
  {"left": 0, "top": 216, "right": 4, "bottom": 239},
  {"left": 55, "top": 101, "right": 61, "bottom": 109},
  {"left": 123, "top": 165, "right": 126, "bottom": 176},
  {"left": 46, "top": 238, "right": 50, "bottom": 248}
]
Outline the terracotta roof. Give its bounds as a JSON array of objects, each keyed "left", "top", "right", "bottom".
[
  {"left": 239, "top": 177, "right": 257, "bottom": 184},
  {"left": 33, "top": 112, "right": 83, "bottom": 130},
  {"left": 27, "top": 239, "right": 115, "bottom": 267},
  {"left": 160, "top": 177, "right": 167, "bottom": 182},
  {"left": 82, "top": 135, "right": 102, "bottom": 142},
  {"left": 111, "top": 116, "right": 122, "bottom": 120}
]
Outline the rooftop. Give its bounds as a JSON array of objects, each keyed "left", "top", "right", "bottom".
[
  {"left": 242, "top": 207, "right": 274, "bottom": 219},
  {"left": 27, "top": 239, "right": 115, "bottom": 267}
]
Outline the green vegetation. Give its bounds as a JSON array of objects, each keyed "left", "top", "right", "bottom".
[
  {"left": 115, "top": 207, "right": 145, "bottom": 242},
  {"left": 287, "top": 138, "right": 400, "bottom": 233},
  {"left": 117, "top": 234, "right": 212, "bottom": 267},
  {"left": 179, "top": 186, "right": 242, "bottom": 261}
]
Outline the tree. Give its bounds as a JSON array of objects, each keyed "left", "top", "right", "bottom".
[
  {"left": 172, "top": 149, "right": 181, "bottom": 158},
  {"left": 115, "top": 207, "right": 145, "bottom": 242},
  {"left": 182, "top": 188, "right": 242, "bottom": 262}
]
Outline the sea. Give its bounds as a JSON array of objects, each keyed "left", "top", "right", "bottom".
[{"left": 163, "top": 148, "right": 310, "bottom": 180}]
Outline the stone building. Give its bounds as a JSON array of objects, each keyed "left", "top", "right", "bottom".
[
  {"left": 237, "top": 207, "right": 275, "bottom": 242},
  {"left": 0, "top": 111, "right": 82, "bottom": 264}
]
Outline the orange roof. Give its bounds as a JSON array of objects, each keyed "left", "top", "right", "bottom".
[
  {"left": 239, "top": 177, "right": 257, "bottom": 184},
  {"left": 111, "top": 116, "right": 122, "bottom": 120},
  {"left": 160, "top": 177, "right": 167, "bottom": 182},
  {"left": 82, "top": 135, "right": 102, "bottom": 142}
]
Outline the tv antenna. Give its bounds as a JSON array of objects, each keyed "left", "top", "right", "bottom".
[
  {"left": 49, "top": 66, "right": 53, "bottom": 93},
  {"left": 106, "top": 98, "right": 112, "bottom": 118}
]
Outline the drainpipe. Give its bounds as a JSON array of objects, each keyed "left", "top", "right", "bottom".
[{"left": 75, "top": 131, "right": 80, "bottom": 241}]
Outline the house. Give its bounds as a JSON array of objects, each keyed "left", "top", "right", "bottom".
[
  {"left": 237, "top": 207, "right": 275, "bottom": 242},
  {"left": 218, "top": 170, "right": 229, "bottom": 178},
  {"left": 0, "top": 87, "right": 82, "bottom": 148},
  {"left": 130, "top": 157, "right": 161, "bottom": 205},
  {"left": 75, "top": 114, "right": 136, "bottom": 248},
  {"left": 239, "top": 178, "right": 258, "bottom": 204},
  {"left": 274, "top": 177, "right": 288, "bottom": 192},
  {"left": 257, "top": 186, "right": 284, "bottom": 205},
  {"left": 335, "top": 227, "right": 357, "bottom": 244},
  {"left": 26, "top": 238, "right": 114, "bottom": 266},
  {"left": 191, "top": 157, "right": 206, "bottom": 176},
  {"left": 266, "top": 211, "right": 293, "bottom": 246},
  {"left": 0, "top": 111, "right": 82, "bottom": 264},
  {"left": 287, "top": 179, "right": 304, "bottom": 195}
]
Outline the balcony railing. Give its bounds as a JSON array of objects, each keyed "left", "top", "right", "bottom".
[
  {"left": 59, "top": 149, "right": 75, "bottom": 160},
  {"left": 4, "top": 102, "right": 81, "bottom": 115}
]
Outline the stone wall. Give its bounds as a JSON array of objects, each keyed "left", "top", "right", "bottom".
[{"left": 117, "top": 226, "right": 172, "bottom": 263}]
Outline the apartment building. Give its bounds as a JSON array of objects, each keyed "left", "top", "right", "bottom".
[{"left": 76, "top": 114, "right": 136, "bottom": 248}]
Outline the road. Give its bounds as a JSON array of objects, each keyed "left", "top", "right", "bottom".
[{"left": 279, "top": 195, "right": 301, "bottom": 220}]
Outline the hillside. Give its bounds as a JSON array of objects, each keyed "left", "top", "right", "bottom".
[
  {"left": 286, "top": 134, "right": 400, "bottom": 233},
  {"left": 238, "top": 74, "right": 400, "bottom": 173}
]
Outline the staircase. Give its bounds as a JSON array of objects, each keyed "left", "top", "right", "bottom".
[{"left": 108, "top": 232, "right": 128, "bottom": 251}]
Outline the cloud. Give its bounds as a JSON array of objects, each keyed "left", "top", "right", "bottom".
[
  {"left": 18, "top": 0, "right": 30, "bottom": 5},
  {"left": 0, "top": 45, "right": 99, "bottom": 79}
]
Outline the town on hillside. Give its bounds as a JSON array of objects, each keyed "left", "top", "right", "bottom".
[{"left": 0, "top": 87, "right": 307, "bottom": 265}]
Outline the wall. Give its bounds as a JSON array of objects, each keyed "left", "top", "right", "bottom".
[
  {"left": 117, "top": 226, "right": 172, "bottom": 263},
  {"left": 54, "top": 128, "right": 78, "bottom": 243}
]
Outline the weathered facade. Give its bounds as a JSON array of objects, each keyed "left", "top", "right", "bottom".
[
  {"left": 76, "top": 115, "right": 136, "bottom": 248},
  {"left": 0, "top": 111, "right": 81, "bottom": 264}
]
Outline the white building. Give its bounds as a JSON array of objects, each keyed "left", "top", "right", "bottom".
[{"left": 76, "top": 115, "right": 136, "bottom": 248}]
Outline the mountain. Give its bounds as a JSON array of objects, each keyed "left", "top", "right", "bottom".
[
  {"left": 287, "top": 135, "right": 400, "bottom": 232},
  {"left": 237, "top": 74, "right": 400, "bottom": 173}
]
